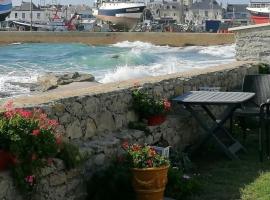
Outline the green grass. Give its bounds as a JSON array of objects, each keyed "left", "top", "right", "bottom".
[
  {"left": 189, "top": 132, "right": 270, "bottom": 200},
  {"left": 241, "top": 172, "right": 270, "bottom": 200}
]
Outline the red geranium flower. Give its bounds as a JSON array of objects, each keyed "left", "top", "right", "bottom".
[
  {"left": 32, "top": 129, "right": 40, "bottom": 136},
  {"left": 122, "top": 141, "right": 129, "bottom": 150}
]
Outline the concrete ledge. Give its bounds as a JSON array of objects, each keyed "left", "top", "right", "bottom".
[
  {"left": 0, "top": 32, "right": 235, "bottom": 46},
  {"left": 229, "top": 23, "right": 270, "bottom": 32}
]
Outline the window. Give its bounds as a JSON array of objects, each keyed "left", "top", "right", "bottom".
[
  {"left": 174, "top": 13, "right": 176, "bottom": 16},
  {"left": 37, "top": 13, "right": 41, "bottom": 19},
  {"left": 205, "top": 11, "right": 208, "bottom": 17},
  {"left": 15, "top": 13, "right": 18, "bottom": 18},
  {"left": 22, "top": 13, "right": 25, "bottom": 19},
  {"left": 172, "top": 6, "right": 176, "bottom": 9}
]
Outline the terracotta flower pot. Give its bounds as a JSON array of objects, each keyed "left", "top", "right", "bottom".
[
  {"left": 147, "top": 115, "right": 166, "bottom": 126},
  {"left": 131, "top": 166, "right": 169, "bottom": 200},
  {"left": 0, "top": 150, "right": 13, "bottom": 171}
]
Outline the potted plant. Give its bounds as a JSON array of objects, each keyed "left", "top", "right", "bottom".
[
  {"left": 132, "top": 90, "right": 171, "bottom": 126},
  {"left": 0, "top": 101, "right": 61, "bottom": 196},
  {"left": 122, "top": 142, "right": 170, "bottom": 200}
]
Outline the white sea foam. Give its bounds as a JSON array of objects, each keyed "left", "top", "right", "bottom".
[
  {"left": 112, "top": 41, "right": 156, "bottom": 49},
  {"left": 198, "top": 44, "right": 236, "bottom": 58}
]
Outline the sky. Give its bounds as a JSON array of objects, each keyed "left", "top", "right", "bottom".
[{"left": 11, "top": 0, "right": 250, "bottom": 6}]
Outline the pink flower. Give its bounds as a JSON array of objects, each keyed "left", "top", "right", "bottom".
[
  {"left": 32, "top": 129, "right": 40, "bottom": 136},
  {"left": 17, "top": 109, "right": 32, "bottom": 118},
  {"left": 56, "top": 136, "right": 62, "bottom": 145},
  {"left": 48, "top": 119, "right": 59, "bottom": 127},
  {"left": 4, "top": 111, "right": 16, "bottom": 119},
  {"left": 3, "top": 100, "right": 13, "bottom": 111},
  {"left": 163, "top": 99, "right": 171, "bottom": 111},
  {"left": 25, "top": 175, "right": 35, "bottom": 186}
]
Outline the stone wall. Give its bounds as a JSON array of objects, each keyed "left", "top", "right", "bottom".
[
  {"left": 0, "top": 159, "right": 86, "bottom": 200},
  {"left": 1, "top": 61, "right": 258, "bottom": 199},
  {"left": 231, "top": 24, "right": 270, "bottom": 63},
  {"left": 0, "top": 32, "right": 235, "bottom": 46}
]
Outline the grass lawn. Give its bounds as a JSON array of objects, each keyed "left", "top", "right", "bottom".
[{"left": 189, "top": 132, "right": 270, "bottom": 200}]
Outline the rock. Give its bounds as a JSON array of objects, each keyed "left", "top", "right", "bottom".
[
  {"left": 0, "top": 92, "right": 11, "bottom": 98},
  {"left": 32, "top": 72, "right": 95, "bottom": 92},
  {"left": 7, "top": 81, "right": 38, "bottom": 89}
]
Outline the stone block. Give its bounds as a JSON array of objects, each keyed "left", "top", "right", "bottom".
[
  {"left": 94, "top": 153, "right": 106, "bottom": 166},
  {"left": 85, "top": 118, "right": 97, "bottom": 138},
  {"left": 66, "top": 119, "right": 83, "bottom": 139},
  {"left": 49, "top": 172, "right": 67, "bottom": 186},
  {"left": 96, "top": 111, "right": 116, "bottom": 132}
]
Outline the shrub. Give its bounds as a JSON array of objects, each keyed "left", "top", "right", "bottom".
[
  {"left": 57, "top": 141, "right": 88, "bottom": 170},
  {"left": 258, "top": 63, "right": 270, "bottom": 74},
  {"left": 165, "top": 167, "right": 201, "bottom": 200},
  {"left": 132, "top": 89, "right": 171, "bottom": 118},
  {"left": 87, "top": 161, "right": 135, "bottom": 200},
  {"left": 0, "top": 101, "right": 61, "bottom": 196}
]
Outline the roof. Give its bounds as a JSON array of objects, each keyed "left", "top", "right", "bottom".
[
  {"left": 13, "top": 2, "right": 41, "bottom": 11},
  {"left": 227, "top": 4, "right": 248, "bottom": 13},
  {"left": 191, "top": 0, "right": 222, "bottom": 10}
]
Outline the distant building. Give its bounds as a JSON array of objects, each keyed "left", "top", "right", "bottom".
[
  {"left": 183, "top": 0, "right": 193, "bottom": 7},
  {"left": 147, "top": 1, "right": 185, "bottom": 23},
  {"left": 7, "top": 2, "right": 47, "bottom": 22},
  {"left": 187, "top": 0, "right": 222, "bottom": 25},
  {"left": 223, "top": 4, "right": 249, "bottom": 26},
  {"left": 6, "top": 2, "right": 91, "bottom": 23}
]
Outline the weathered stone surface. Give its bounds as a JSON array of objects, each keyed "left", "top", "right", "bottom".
[
  {"left": 32, "top": 72, "right": 95, "bottom": 92},
  {"left": 85, "top": 118, "right": 97, "bottom": 138},
  {"left": 96, "top": 111, "right": 116, "bottom": 132},
  {"left": 66, "top": 119, "right": 83, "bottom": 139},
  {"left": 234, "top": 29, "right": 270, "bottom": 63},
  {"left": 94, "top": 153, "right": 106, "bottom": 166},
  {"left": 49, "top": 172, "right": 67, "bottom": 186}
]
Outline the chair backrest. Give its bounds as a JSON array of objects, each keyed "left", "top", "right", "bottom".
[
  {"left": 242, "top": 75, "right": 270, "bottom": 106},
  {"left": 199, "top": 87, "right": 221, "bottom": 92}
]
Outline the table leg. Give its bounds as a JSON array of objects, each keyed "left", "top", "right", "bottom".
[{"left": 185, "top": 104, "right": 245, "bottom": 159}]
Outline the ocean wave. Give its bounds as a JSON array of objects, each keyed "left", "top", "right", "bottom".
[
  {"left": 198, "top": 44, "right": 236, "bottom": 58},
  {"left": 0, "top": 42, "right": 236, "bottom": 97}
]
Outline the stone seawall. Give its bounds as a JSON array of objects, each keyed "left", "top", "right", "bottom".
[
  {"left": 0, "top": 32, "right": 235, "bottom": 46},
  {"left": 235, "top": 30, "right": 270, "bottom": 63},
  {"left": 12, "top": 61, "right": 257, "bottom": 149},
  {"left": 0, "top": 61, "right": 258, "bottom": 199},
  {"left": 230, "top": 24, "right": 270, "bottom": 63}
]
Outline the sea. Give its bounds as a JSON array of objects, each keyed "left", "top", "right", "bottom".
[{"left": 0, "top": 41, "right": 236, "bottom": 98}]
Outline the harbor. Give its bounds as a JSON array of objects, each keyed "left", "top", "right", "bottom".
[
  {"left": 0, "top": 0, "right": 267, "bottom": 32},
  {"left": 1, "top": 1, "right": 270, "bottom": 200}
]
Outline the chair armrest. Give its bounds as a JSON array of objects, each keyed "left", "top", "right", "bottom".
[{"left": 259, "top": 99, "right": 270, "bottom": 114}]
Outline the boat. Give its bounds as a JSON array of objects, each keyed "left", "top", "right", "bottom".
[
  {"left": 0, "top": 0, "right": 12, "bottom": 21},
  {"left": 12, "top": 13, "right": 77, "bottom": 31},
  {"left": 93, "top": 1, "right": 146, "bottom": 30},
  {"left": 246, "top": 0, "right": 270, "bottom": 24}
]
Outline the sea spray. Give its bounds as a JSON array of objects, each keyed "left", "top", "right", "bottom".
[{"left": 0, "top": 42, "right": 236, "bottom": 97}]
